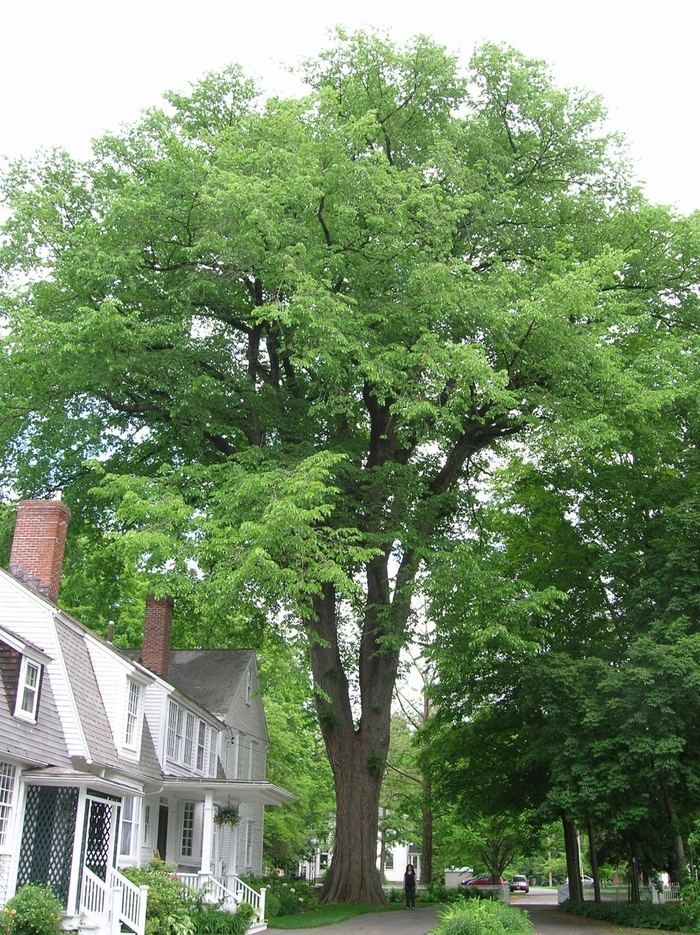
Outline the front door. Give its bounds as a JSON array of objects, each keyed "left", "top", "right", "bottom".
[{"left": 157, "top": 804, "right": 169, "bottom": 860}]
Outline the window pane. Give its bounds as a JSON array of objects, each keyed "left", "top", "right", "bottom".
[
  {"left": 208, "top": 731, "right": 218, "bottom": 777},
  {"left": 119, "top": 796, "right": 135, "bottom": 856},
  {"left": 167, "top": 702, "right": 183, "bottom": 761},
  {"left": 21, "top": 687, "right": 36, "bottom": 713},
  {"left": 196, "top": 721, "right": 206, "bottom": 771},
  {"left": 125, "top": 681, "right": 140, "bottom": 746},
  {"left": 184, "top": 713, "right": 195, "bottom": 765},
  {"left": 181, "top": 802, "right": 195, "bottom": 857},
  {"left": 0, "top": 762, "right": 16, "bottom": 847}
]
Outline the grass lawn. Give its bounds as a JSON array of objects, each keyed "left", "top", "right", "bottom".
[{"left": 267, "top": 902, "right": 413, "bottom": 929}]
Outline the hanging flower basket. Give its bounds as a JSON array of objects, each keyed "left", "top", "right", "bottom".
[{"left": 214, "top": 806, "right": 239, "bottom": 827}]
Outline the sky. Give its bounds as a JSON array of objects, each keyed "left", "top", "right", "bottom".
[{"left": 1, "top": 0, "right": 698, "bottom": 213}]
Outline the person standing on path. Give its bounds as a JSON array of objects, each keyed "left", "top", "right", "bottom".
[{"left": 404, "top": 863, "right": 417, "bottom": 910}]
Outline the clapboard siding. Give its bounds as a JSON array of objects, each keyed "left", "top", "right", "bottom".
[
  {"left": 0, "top": 665, "right": 70, "bottom": 766},
  {"left": 0, "top": 573, "right": 85, "bottom": 760},
  {"left": 85, "top": 636, "right": 131, "bottom": 747}
]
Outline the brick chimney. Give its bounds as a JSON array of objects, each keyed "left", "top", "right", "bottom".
[
  {"left": 9, "top": 499, "right": 71, "bottom": 604},
  {"left": 142, "top": 595, "right": 174, "bottom": 680}
]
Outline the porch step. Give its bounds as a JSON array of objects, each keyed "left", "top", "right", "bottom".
[{"left": 247, "top": 925, "right": 268, "bottom": 935}]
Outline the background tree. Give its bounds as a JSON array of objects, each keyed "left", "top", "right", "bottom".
[{"left": 2, "top": 29, "right": 698, "bottom": 904}]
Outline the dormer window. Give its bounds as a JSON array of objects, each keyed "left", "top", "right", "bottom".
[
  {"left": 15, "top": 657, "right": 41, "bottom": 722},
  {"left": 124, "top": 680, "right": 141, "bottom": 748}
]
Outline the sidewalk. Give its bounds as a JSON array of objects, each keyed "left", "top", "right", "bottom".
[
  {"left": 268, "top": 906, "right": 440, "bottom": 935},
  {"left": 268, "top": 903, "right": 625, "bottom": 935}
]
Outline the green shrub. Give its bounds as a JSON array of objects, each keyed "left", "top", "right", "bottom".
[
  {"left": 385, "top": 888, "right": 404, "bottom": 903},
  {"left": 424, "top": 883, "right": 475, "bottom": 904},
  {"left": 559, "top": 899, "right": 686, "bottom": 931},
  {"left": 432, "top": 899, "right": 534, "bottom": 935},
  {"left": 121, "top": 859, "right": 193, "bottom": 935},
  {"left": 190, "top": 903, "right": 256, "bottom": 935},
  {"left": 2, "top": 885, "right": 64, "bottom": 935},
  {"left": 263, "top": 893, "right": 281, "bottom": 919},
  {"left": 681, "top": 881, "right": 700, "bottom": 930},
  {"left": 239, "top": 875, "right": 318, "bottom": 916}
]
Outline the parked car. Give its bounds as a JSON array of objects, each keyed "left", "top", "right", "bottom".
[
  {"left": 461, "top": 874, "right": 505, "bottom": 887},
  {"left": 567, "top": 875, "right": 595, "bottom": 888},
  {"left": 509, "top": 875, "right": 529, "bottom": 893}
]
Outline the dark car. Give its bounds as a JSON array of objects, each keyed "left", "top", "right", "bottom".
[
  {"left": 509, "top": 875, "right": 529, "bottom": 893},
  {"left": 461, "top": 874, "right": 504, "bottom": 887}
]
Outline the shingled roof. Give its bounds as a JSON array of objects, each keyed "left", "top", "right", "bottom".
[{"left": 122, "top": 649, "right": 255, "bottom": 717}]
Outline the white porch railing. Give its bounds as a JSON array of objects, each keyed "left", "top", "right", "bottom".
[
  {"left": 80, "top": 866, "right": 148, "bottom": 935},
  {"left": 177, "top": 872, "right": 266, "bottom": 927}
]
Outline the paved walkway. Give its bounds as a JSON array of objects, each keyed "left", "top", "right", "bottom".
[{"left": 269, "top": 903, "right": 625, "bottom": 935}]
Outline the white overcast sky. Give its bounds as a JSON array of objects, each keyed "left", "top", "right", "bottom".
[{"left": 1, "top": 0, "right": 698, "bottom": 213}]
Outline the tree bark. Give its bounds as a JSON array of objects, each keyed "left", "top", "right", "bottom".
[
  {"left": 587, "top": 817, "right": 601, "bottom": 904},
  {"left": 309, "top": 581, "right": 399, "bottom": 904},
  {"left": 629, "top": 838, "right": 641, "bottom": 905},
  {"left": 563, "top": 817, "right": 583, "bottom": 902},
  {"left": 420, "top": 785, "right": 433, "bottom": 885},
  {"left": 661, "top": 783, "right": 686, "bottom": 882}
]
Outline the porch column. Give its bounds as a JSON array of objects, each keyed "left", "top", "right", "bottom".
[
  {"left": 200, "top": 793, "right": 214, "bottom": 875},
  {"left": 227, "top": 821, "right": 239, "bottom": 887},
  {"left": 67, "top": 788, "right": 88, "bottom": 916}
]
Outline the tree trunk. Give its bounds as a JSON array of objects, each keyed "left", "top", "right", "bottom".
[
  {"left": 320, "top": 738, "right": 386, "bottom": 902},
  {"left": 563, "top": 817, "right": 583, "bottom": 902},
  {"left": 420, "top": 783, "right": 433, "bottom": 885},
  {"left": 629, "top": 839, "right": 641, "bottom": 905},
  {"left": 587, "top": 817, "right": 601, "bottom": 904},
  {"left": 661, "top": 783, "right": 686, "bottom": 882},
  {"left": 309, "top": 581, "right": 401, "bottom": 905}
]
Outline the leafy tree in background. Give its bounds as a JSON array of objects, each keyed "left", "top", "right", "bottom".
[
  {"left": 426, "top": 396, "right": 700, "bottom": 893},
  {"left": 2, "top": 28, "right": 699, "bottom": 903},
  {"left": 257, "top": 643, "right": 335, "bottom": 872}
]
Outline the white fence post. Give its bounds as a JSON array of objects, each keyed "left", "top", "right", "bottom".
[
  {"left": 138, "top": 884, "right": 149, "bottom": 934},
  {"left": 259, "top": 887, "right": 266, "bottom": 923},
  {"left": 111, "top": 887, "right": 123, "bottom": 935}
]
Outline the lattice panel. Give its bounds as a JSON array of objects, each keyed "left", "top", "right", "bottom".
[
  {"left": 83, "top": 799, "right": 113, "bottom": 880},
  {"left": 17, "top": 785, "right": 79, "bottom": 907}
]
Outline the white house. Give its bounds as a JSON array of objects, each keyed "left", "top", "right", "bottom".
[{"left": 0, "top": 500, "right": 295, "bottom": 934}]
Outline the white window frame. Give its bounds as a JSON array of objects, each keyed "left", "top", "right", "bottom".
[
  {"left": 166, "top": 699, "right": 218, "bottom": 776},
  {"left": 245, "top": 668, "right": 252, "bottom": 703},
  {"left": 184, "top": 712, "right": 196, "bottom": 766},
  {"left": 208, "top": 730, "right": 219, "bottom": 778},
  {"left": 15, "top": 656, "right": 41, "bottom": 722},
  {"left": 247, "top": 740, "right": 255, "bottom": 780},
  {"left": 119, "top": 795, "right": 138, "bottom": 857},
  {"left": 123, "top": 680, "right": 141, "bottom": 750},
  {"left": 181, "top": 801, "right": 196, "bottom": 858},
  {"left": 143, "top": 803, "right": 151, "bottom": 845},
  {"left": 167, "top": 701, "right": 184, "bottom": 761},
  {"left": 237, "top": 735, "right": 245, "bottom": 779},
  {"left": 245, "top": 820, "right": 254, "bottom": 868},
  {"left": 196, "top": 720, "right": 207, "bottom": 772},
  {"left": 0, "top": 761, "right": 18, "bottom": 851}
]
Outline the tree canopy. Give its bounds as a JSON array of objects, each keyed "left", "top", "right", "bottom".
[{"left": 2, "top": 28, "right": 699, "bottom": 902}]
